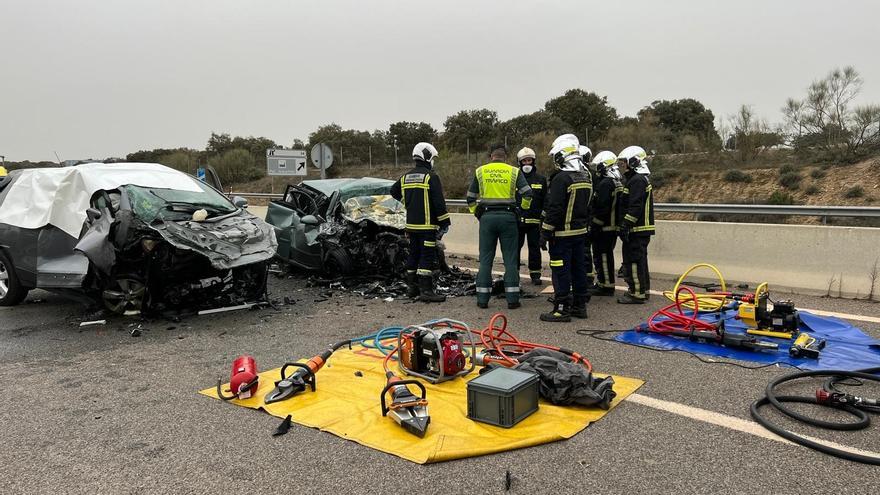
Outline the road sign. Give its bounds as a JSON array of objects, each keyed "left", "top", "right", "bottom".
[
  {"left": 310, "top": 143, "right": 334, "bottom": 180},
  {"left": 267, "top": 149, "right": 308, "bottom": 176}
]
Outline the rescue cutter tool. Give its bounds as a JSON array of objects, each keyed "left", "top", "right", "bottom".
[
  {"left": 380, "top": 374, "right": 430, "bottom": 438},
  {"left": 264, "top": 340, "right": 350, "bottom": 404}
]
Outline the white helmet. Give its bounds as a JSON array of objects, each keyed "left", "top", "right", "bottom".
[
  {"left": 549, "top": 134, "right": 582, "bottom": 170},
  {"left": 412, "top": 142, "right": 439, "bottom": 167},
  {"left": 516, "top": 147, "right": 536, "bottom": 163},
  {"left": 578, "top": 145, "right": 593, "bottom": 166},
  {"left": 618, "top": 145, "right": 649, "bottom": 174},
  {"left": 590, "top": 150, "right": 616, "bottom": 175}
]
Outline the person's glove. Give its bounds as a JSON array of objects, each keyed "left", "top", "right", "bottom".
[
  {"left": 539, "top": 229, "right": 552, "bottom": 251},
  {"left": 437, "top": 226, "right": 449, "bottom": 241},
  {"left": 619, "top": 222, "right": 632, "bottom": 243}
]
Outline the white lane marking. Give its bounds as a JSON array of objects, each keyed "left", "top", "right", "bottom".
[
  {"left": 473, "top": 267, "right": 879, "bottom": 323},
  {"left": 628, "top": 393, "right": 880, "bottom": 458}
]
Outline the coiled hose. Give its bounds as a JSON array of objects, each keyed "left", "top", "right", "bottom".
[{"left": 750, "top": 367, "right": 880, "bottom": 464}]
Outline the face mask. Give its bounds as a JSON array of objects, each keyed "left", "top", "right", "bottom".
[{"left": 521, "top": 165, "right": 534, "bottom": 174}]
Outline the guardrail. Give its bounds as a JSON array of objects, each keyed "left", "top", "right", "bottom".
[{"left": 233, "top": 191, "right": 880, "bottom": 220}]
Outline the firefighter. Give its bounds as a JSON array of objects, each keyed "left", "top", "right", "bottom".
[
  {"left": 515, "top": 147, "right": 547, "bottom": 285},
  {"left": 467, "top": 144, "right": 533, "bottom": 309},
  {"left": 539, "top": 135, "right": 593, "bottom": 322},
  {"left": 616, "top": 145, "right": 654, "bottom": 304},
  {"left": 589, "top": 151, "right": 623, "bottom": 296},
  {"left": 390, "top": 142, "right": 451, "bottom": 303},
  {"left": 578, "top": 145, "right": 597, "bottom": 293}
]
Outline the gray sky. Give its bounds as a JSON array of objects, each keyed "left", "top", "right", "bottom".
[{"left": 2, "top": 0, "right": 879, "bottom": 161}]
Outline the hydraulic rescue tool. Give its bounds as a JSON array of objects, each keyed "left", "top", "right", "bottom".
[
  {"left": 264, "top": 340, "right": 350, "bottom": 404},
  {"left": 380, "top": 369, "right": 431, "bottom": 437},
  {"left": 643, "top": 286, "right": 778, "bottom": 352},
  {"left": 216, "top": 355, "right": 259, "bottom": 400},
  {"left": 789, "top": 332, "right": 826, "bottom": 359},
  {"left": 738, "top": 283, "right": 800, "bottom": 339},
  {"left": 397, "top": 320, "right": 475, "bottom": 384}
]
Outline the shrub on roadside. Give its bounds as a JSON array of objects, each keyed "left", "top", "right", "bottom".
[
  {"left": 804, "top": 185, "right": 820, "bottom": 195},
  {"left": 810, "top": 168, "right": 826, "bottom": 179},
  {"left": 767, "top": 191, "right": 796, "bottom": 205},
  {"left": 723, "top": 169, "right": 753, "bottom": 183},
  {"left": 779, "top": 172, "right": 803, "bottom": 190},
  {"left": 844, "top": 186, "right": 865, "bottom": 199}
]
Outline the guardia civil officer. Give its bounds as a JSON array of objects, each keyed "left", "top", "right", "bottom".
[
  {"left": 514, "top": 147, "right": 547, "bottom": 285},
  {"left": 466, "top": 144, "right": 533, "bottom": 309},
  {"left": 539, "top": 135, "right": 593, "bottom": 322},
  {"left": 589, "top": 151, "right": 624, "bottom": 296},
  {"left": 390, "top": 142, "right": 451, "bottom": 303},
  {"left": 616, "top": 145, "right": 655, "bottom": 304}
]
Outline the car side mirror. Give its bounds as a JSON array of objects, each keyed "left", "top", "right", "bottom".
[
  {"left": 86, "top": 208, "right": 102, "bottom": 223},
  {"left": 301, "top": 215, "right": 320, "bottom": 226},
  {"left": 232, "top": 196, "right": 248, "bottom": 208}
]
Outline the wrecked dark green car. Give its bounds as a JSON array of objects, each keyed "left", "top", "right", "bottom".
[{"left": 267, "top": 178, "right": 413, "bottom": 275}]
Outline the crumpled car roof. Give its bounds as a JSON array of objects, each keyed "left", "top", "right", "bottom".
[
  {"left": 0, "top": 162, "right": 204, "bottom": 238},
  {"left": 302, "top": 177, "right": 394, "bottom": 203}
]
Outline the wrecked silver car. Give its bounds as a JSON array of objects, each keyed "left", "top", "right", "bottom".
[
  {"left": 0, "top": 163, "right": 277, "bottom": 314},
  {"left": 267, "top": 178, "right": 419, "bottom": 275}
]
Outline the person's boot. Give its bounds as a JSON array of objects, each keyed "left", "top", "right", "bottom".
[
  {"left": 588, "top": 285, "right": 615, "bottom": 296},
  {"left": 617, "top": 292, "right": 646, "bottom": 304},
  {"left": 570, "top": 295, "right": 588, "bottom": 319},
  {"left": 405, "top": 272, "right": 420, "bottom": 299},
  {"left": 418, "top": 276, "right": 446, "bottom": 303},
  {"left": 530, "top": 273, "right": 543, "bottom": 286},
  {"left": 540, "top": 295, "right": 571, "bottom": 322}
]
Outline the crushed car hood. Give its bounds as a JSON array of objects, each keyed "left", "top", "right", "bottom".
[
  {"left": 150, "top": 211, "right": 278, "bottom": 270},
  {"left": 340, "top": 195, "right": 406, "bottom": 230}
]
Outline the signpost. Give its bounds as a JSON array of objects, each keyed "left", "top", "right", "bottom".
[
  {"left": 310, "top": 143, "right": 334, "bottom": 180},
  {"left": 267, "top": 149, "right": 308, "bottom": 177}
]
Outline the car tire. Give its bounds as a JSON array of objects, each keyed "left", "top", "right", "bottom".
[
  {"left": 0, "top": 251, "right": 29, "bottom": 306},
  {"left": 324, "top": 248, "right": 354, "bottom": 277}
]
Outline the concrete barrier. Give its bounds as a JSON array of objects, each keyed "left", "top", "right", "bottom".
[
  {"left": 444, "top": 213, "right": 880, "bottom": 298},
  {"left": 248, "top": 205, "right": 878, "bottom": 297}
]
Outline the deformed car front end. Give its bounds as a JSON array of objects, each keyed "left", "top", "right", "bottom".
[
  {"left": 267, "top": 178, "right": 410, "bottom": 276},
  {"left": 0, "top": 163, "right": 277, "bottom": 315}
]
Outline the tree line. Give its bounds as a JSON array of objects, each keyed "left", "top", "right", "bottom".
[{"left": 7, "top": 66, "right": 870, "bottom": 186}]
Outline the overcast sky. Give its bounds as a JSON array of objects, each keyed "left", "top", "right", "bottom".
[{"left": 2, "top": 0, "right": 879, "bottom": 161}]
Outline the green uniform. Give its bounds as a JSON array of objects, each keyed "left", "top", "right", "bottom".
[{"left": 467, "top": 162, "right": 533, "bottom": 305}]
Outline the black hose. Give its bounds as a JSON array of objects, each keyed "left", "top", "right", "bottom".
[{"left": 750, "top": 367, "right": 880, "bottom": 465}]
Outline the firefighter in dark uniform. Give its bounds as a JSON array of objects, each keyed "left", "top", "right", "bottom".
[
  {"left": 467, "top": 144, "right": 533, "bottom": 309},
  {"left": 616, "top": 145, "right": 655, "bottom": 304},
  {"left": 514, "top": 147, "right": 547, "bottom": 285},
  {"left": 588, "top": 150, "right": 624, "bottom": 296},
  {"left": 390, "top": 142, "right": 451, "bottom": 303},
  {"left": 539, "top": 135, "right": 593, "bottom": 322},
  {"left": 578, "top": 145, "right": 597, "bottom": 293}
]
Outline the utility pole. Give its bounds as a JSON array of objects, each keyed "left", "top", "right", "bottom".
[
  {"left": 393, "top": 135, "right": 399, "bottom": 167},
  {"left": 368, "top": 146, "right": 372, "bottom": 170},
  {"left": 466, "top": 139, "right": 470, "bottom": 165},
  {"left": 585, "top": 128, "right": 589, "bottom": 147}
]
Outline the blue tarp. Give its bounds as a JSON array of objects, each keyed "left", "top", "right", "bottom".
[{"left": 616, "top": 309, "right": 880, "bottom": 370}]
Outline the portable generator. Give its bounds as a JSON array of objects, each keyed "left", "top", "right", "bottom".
[
  {"left": 397, "top": 320, "right": 475, "bottom": 384},
  {"left": 738, "top": 283, "right": 800, "bottom": 339}
]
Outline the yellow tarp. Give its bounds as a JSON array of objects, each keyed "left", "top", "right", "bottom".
[{"left": 200, "top": 347, "right": 643, "bottom": 464}]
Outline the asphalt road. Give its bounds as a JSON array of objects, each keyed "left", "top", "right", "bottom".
[{"left": 1, "top": 268, "right": 879, "bottom": 494}]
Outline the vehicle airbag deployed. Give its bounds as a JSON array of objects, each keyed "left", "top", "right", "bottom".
[
  {"left": 0, "top": 162, "right": 202, "bottom": 237},
  {"left": 201, "top": 346, "right": 643, "bottom": 464}
]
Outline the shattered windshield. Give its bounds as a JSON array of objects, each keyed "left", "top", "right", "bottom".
[
  {"left": 125, "top": 182, "right": 237, "bottom": 222},
  {"left": 341, "top": 195, "right": 406, "bottom": 229}
]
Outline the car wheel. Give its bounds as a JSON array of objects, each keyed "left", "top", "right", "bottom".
[
  {"left": 324, "top": 248, "right": 354, "bottom": 277},
  {"left": 0, "top": 251, "right": 28, "bottom": 306},
  {"left": 102, "top": 277, "right": 146, "bottom": 315}
]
